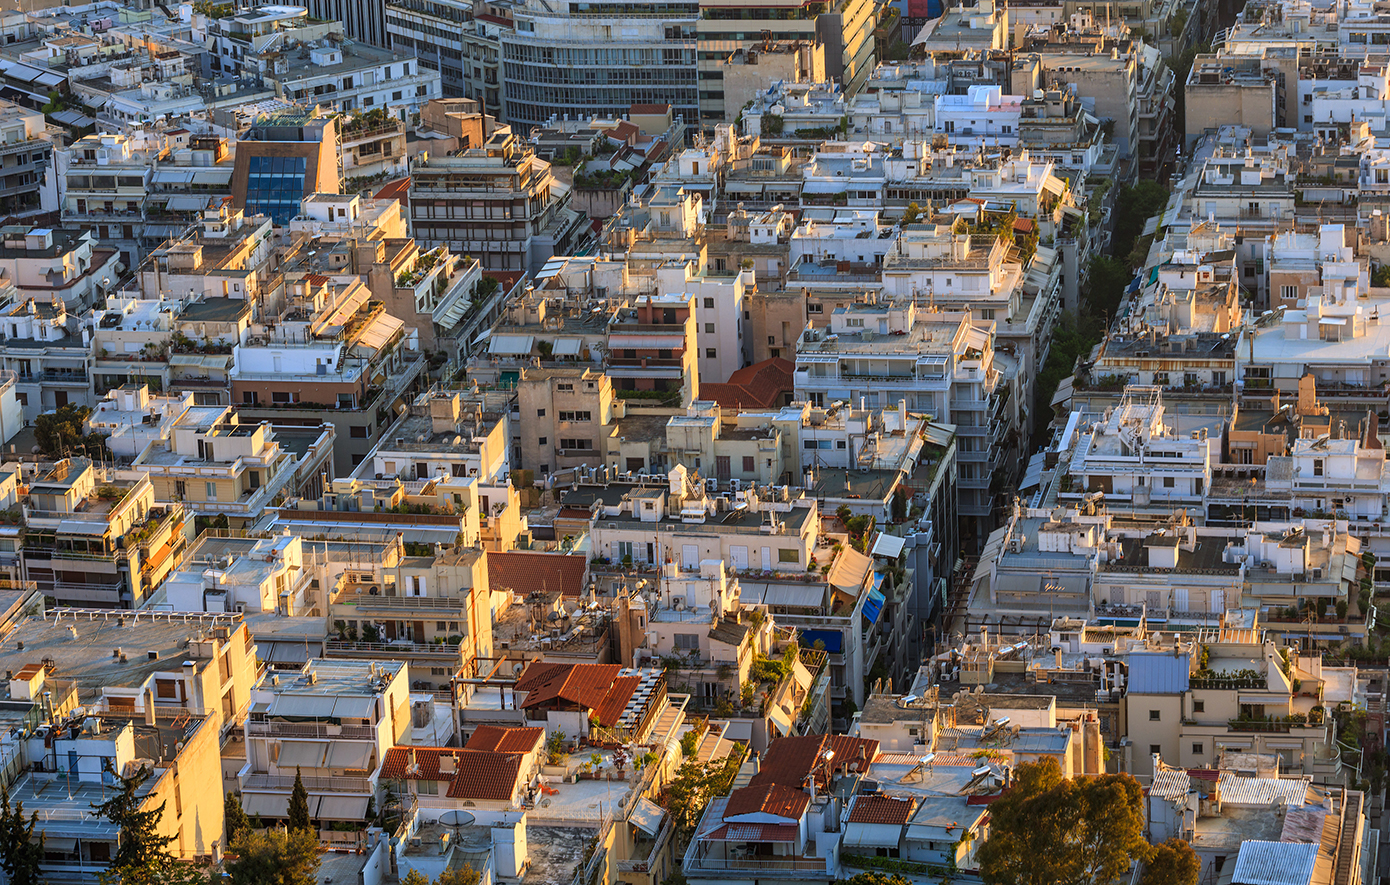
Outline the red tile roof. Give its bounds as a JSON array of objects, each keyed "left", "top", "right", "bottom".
[
  {"left": 516, "top": 662, "right": 623, "bottom": 711},
  {"left": 374, "top": 177, "right": 410, "bottom": 205},
  {"left": 700, "top": 358, "right": 795, "bottom": 411},
  {"left": 847, "top": 795, "right": 915, "bottom": 825},
  {"left": 465, "top": 725, "right": 545, "bottom": 754},
  {"left": 380, "top": 747, "right": 466, "bottom": 780},
  {"left": 447, "top": 752, "right": 523, "bottom": 800},
  {"left": 488, "top": 551, "right": 588, "bottom": 597},
  {"left": 725, "top": 784, "right": 811, "bottom": 820},
  {"left": 380, "top": 746, "right": 524, "bottom": 801},
  {"left": 750, "top": 734, "right": 880, "bottom": 790}
]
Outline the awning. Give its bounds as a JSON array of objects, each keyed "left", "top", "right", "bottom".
[
  {"left": 870, "top": 533, "right": 906, "bottom": 559},
  {"left": 761, "top": 583, "right": 825, "bottom": 608},
  {"left": 801, "top": 181, "right": 846, "bottom": 195},
  {"left": 327, "top": 741, "right": 373, "bottom": 769},
  {"left": 242, "top": 794, "right": 289, "bottom": 818},
  {"left": 843, "top": 821, "right": 902, "bottom": 849},
  {"left": 166, "top": 195, "right": 209, "bottom": 212},
  {"left": 192, "top": 170, "right": 229, "bottom": 186},
  {"left": 769, "top": 704, "right": 793, "bottom": 736},
  {"left": 608, "top": 333, "right": 683, "bottom": 348},
  {"left": 490, "top": 333, "right": 534, "bottom": 355},
  {"left": 268, "top": 694, "right": 337, "bottom": 720},
  {"left": 629, "top": 797, "right": 665, "bottom": 837},
  {"left": 277, "top": 740, "right": 328, "bottom": 768},
  {"left": 1019, "top": 452, "right": 1046, "bottom": 491},
  {"left": 332, "top": 695, "right": 378, "bottom": 720},
  {"left": 314, "top": 795, "right": 370, "bottom": 821},
  {"left": 552, "top": 336, "right": 583, "bottom": 356},
  {"left": 862, "top": 586, "right": 886, "bottom": 625},
  {"left": 1318, "top": 318, "right": 1347, "bottom": 326},
  {"left": 57, "top": 519, "right": 111, "bottom": 536},
  {"left": 352, "top": 312, "right": 405, "bottom": 353},
  {"left": 41, "top": 837, "right": 77, "bottom": 851},
  {"left": 828, "top": 547, "right": 873, "bottom": 597},
  {"left": 792, "top": 657, "right": 813, "bottom": 691},
  {"left": 704, "top": 823, "right": 799, "bottom": 842},
  {"left": 963, "top": 327, "right": 988, "bottom": 353}
]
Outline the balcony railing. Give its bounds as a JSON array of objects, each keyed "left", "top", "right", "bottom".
[
  {"left": 242, "top": 773, "right": 372, "bottom": 793},
  {"left": 246, "top": 720, "right": 378, "bottom": 740},
  {"left": 325, "top": 639, "right": 465, "bottom": 658},
  {"left": 331, "top": 591, "right": 469, "bottom": 611}
]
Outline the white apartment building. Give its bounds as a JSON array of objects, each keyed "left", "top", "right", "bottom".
[{"left": 933, "top": 85, "right": 1022, "bottom": 147}]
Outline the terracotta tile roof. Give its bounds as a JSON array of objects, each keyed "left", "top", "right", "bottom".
[
  {"left": 751, "top": 734, "right": 880, "bottom": 790},
  {"left": 705, "top": 822, "right": 800, "bottom": 842},
  {"left": 630, "top": 103, "right": 670, "bottom": 115},
  {"left": 488, "top": 551, "right": 588, "bottom": 597},
  {"left": 847, "top": 795, "right": 916, "bottom": 825},
  {"left": 447, "top": 751, "right": 523, "bottom": 800},
  {"left": 381, "top": 745, "right": 524, "bottom": 800},
  {"left": 591, "top": 674, "right": 640, "bottom": 728},
  {"left": 516, "top": 662, "right": 623, "bottom": 711},
  {"left": 699, "top": 358, "right": 795, "bottom": 411},
  {"left": 725, "top": 783, "right": 811, "bottom": 820},
  {"left": 465, "top": 725, "right": 545, "bottom": 754},
  {"left": 374, "top": 177, "right": 410, "bottom": 205},
  {"left": 380, "top": 747, "right": 467, "bottom": 781}
]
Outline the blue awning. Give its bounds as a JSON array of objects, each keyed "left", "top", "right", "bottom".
[
  {"left": 862, "top": 585, "right": 886, "bottom": 626},
  {"left": 800, "top": 629, "right": 842, "bottom": 654}
]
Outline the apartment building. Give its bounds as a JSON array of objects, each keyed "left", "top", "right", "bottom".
[
  {"left": 795, "top": 305, "right": 1008, "bottom": 547},
  {"left": 0, "top": 611, "right": 258, "bottom": 880},
  {"left": 131, "top": 408, "right": 336, "bottom": 526},
  {"left": 239, "top": 659, "right": 409, "bottom": 831},
  {"left": 499, "top": 0, "right": 698, "bottom": 133},
  {"left": 0, "top": 227, "right": 120, "bottom": 313},
  {"left": 0, "top": 99, "right": 55, "bottom": 216},
  {"left": 408, "top": 129, "right": 586, "bottom": 273},
  {"left": 20, "top": 459, "right": 185, "bottom": 609}
]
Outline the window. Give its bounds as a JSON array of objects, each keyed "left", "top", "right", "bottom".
[
  {"left": 538, "top": 437, "right": 547, "bottom": 445},
  {"left": 1163, "top": 476, "right": 1175, "bottom": 488},
  {"left": 350, "top": 425, "right": 369, "bottom": 438},
  {"left": 1149, "top": 744, "right": 1162, "bottom": 757},
  {"left": 704, "top": 323, "right": 715, "bottom": 333},
  {"left": 778, "top": 548, "right": 798, "bottom": 563},
  {"left": 674, "top": 633, "right": 700, "bottom": 650},
  {"left": 767, "top": 336, "right": 776, "bottom": 345},
  {"left": 242, "top": 154, "right": 309, "bottom": 225},
  {"left": 808, "top": 303, "right": 823, "bottom": 314},
  {"left": 1149, "top": 710, "right": 1161, "bottom": 721},
  {"left": 1192, "top": 742, "right": 1204, "bottom": 756},
  {"left": 743, "top": 456, "right": 755, "bottom": 472},
  {"left": 206, "top": 482, "right": 218, "bottom": 501},
  {"left": 272, "top": 391, "right": 293, "bottom": 403},
  {"left": 1193, "top": 700, "right": 1204, "bottom": 713},
  {"left": 1314, "top": 459, "right": 1324, "bottom": 476},
  {"left": 242, "top": 390, "right": 259, "bottom": 405},
  {"left": 1280, "top": 285, "right": 1298, "bottom": 302},
  {"left": 537, "top": 408, "right": 545, "bottom": 417},
  {"left": 559, "top": 439, "right": 593, "bottom": 450},
  {"left": 703, "top": 297, "right": 714, "bottom": 309},
  {"left": 705, "top": 348, "right": 717, "bottom": 358},
  {"left": 558, "top": 411, "right": 591, "bottom": 422}
]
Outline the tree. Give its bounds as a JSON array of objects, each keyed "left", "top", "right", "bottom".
[
  {"left": 842, "top": 875, "right": 913, "bottom": 885},
  {"left": 224, "top": 792, "right": 250, "bottom": 846},
  {"left": 435, "top": 866, "right": 483, "bottom": 885},
  {"left": 402, "top": 871, "right": 431, "bottom": 885},
  {"left": 225, "top": 828, "right": 320, "bottom": 885},
  {"left": 287, "top": 768, "right": 311, "bottom": 833},
  {"left": 0, "top": 786, "right": 43, "bottom": 885},
  {"left": 902, "top": 202, "right": 922, "bottom": 225},
  {"left": 977, "top": 758, "right": 1147, "bottom": 885},
  {"left": 34, "top": 404, "right": 107, "bottom": 459},
  {"left": 661, "top": 753, "right": 743, "bottom": 839},
  {"left": 1140, "top": 838, "right": 1199, "bottom": 885},
  {"left": 91, "top": 763, "right": 178, "bottom": 885}
]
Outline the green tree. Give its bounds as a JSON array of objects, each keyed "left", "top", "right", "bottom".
[
  {"left": 977, "top": 758, "right": 1147, "bottom": 885},
  {"left": 225, "top": 828, "right": 321, "bottom": 885},
  {"left": 224, "top": 792, "right": 250, "bottom": 846},
  {"left": 902, "top": 202, "right": 922, "bottom": 225},
  {"left": 435, "top": 866, "right": 483, "bottom": 885},
  {"left": 91, "top": 764, "right": 177, "bottom": 885},
  {"left": 402, "top": 871, "right": 431, "bottom": 885},
  {"left": 1111, "top": 181, "right": 1170, "bottom": 263},
  {"left": 841, "top": 875, "right": 913, "bottom": 885},
  {"left": 287, "top": 768, "right": 311, "bottom": 833},
  {"left": 0, "top": 786, "right": 43, "bottom": 885},
  {"left": 1140, "top": 838, "right": 1199, "bottom": 885},
  {"left": 661, "top": 753, "right": 743, "bottom": 839},
  {"left": 34, "top": 404, "right": 107, "bottom": 459}
]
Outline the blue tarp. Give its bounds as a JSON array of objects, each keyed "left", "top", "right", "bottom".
[
  {"left": 800, "top": 629, "right": 843, "bottom": 654},
  {"left": 862, "top": 584, "right": 886, "bottom": 626}
]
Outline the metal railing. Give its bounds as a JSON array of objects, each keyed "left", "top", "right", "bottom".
[
  {"left": 325, "top": 639, "right": 465, "bottom": 658},
  {"left": 242, "top": 773, "right": 372, "bottom": 793},
  {"left": 245, "top": 720, "right": 377, "bottom": 740}
]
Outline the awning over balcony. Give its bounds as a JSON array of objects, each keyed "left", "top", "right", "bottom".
[
  {"left": 315, "top": 795, "right": 370, "bottom": 821},
  {"left": 331, "top": 696, "right": 378, "bottom": 720},
  {"left": 328, "top": 741, "right": 373, "bottom": 770},
  {"left": 490, "top": 334, "right": 534, "bottom": 355},
  {"left": 630, "top": 797, "right": 665, "bottom": 837},
  {"left": 242, "top": 794, "right": 289, "bottom": 818},
  {"left": 268, "top": 694, "right": 337, "bottom": 720},
  {"left": 552, "top": 337, "right": 584, "bottom": 356},
  {"left": 843, "top": 822, "right": 902, "bottom": 849},
  {"left": 278, "top": 740, "right": 329, "bottom": 768},
  {"left": 870, "top": 533, "right": 905, "bottom": 559},
  {"left": 42, "top": 837, "right": 77, "bottom": 851},
  {"left": 166, "top": 195, "right": 210, "bottom": 212},
  {"left": 768, "top": 704, "right": 793, "bottom": 736},
  {"left": 704, "top": 823, "right": 799, "bottom": 842}
]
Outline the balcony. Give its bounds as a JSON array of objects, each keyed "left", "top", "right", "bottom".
[
  {"left": 242, "top": 773, "right": 373, "bottom": 793},
  {"left": 324, "top": 639, "right": 465, "bottom": 659},
  {"left": 331, "top": 590, "right": 470, "bottom": 611},
  {"left": 246, "top": 720, "right": 378, "bottom": 740}
]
